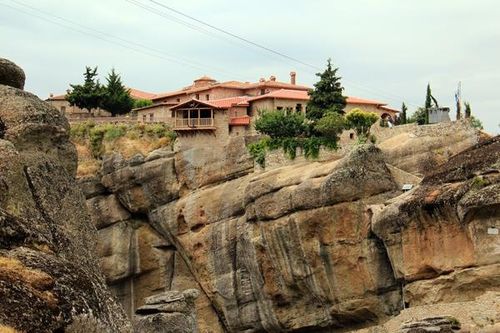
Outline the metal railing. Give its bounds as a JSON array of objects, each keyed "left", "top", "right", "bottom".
[{"left": 175, "top": 117, "right": 214, "bottom": 128}]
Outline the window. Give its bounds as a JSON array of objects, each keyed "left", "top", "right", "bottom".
[
  {"left": 176, "top": 98, "right": 180, "bottom": 102},
  {"left": 350, "top": 133, "right": 354, "bottom": 140},
  {"left": 206, "top": 94, "right": 210, "bottom": 101},
  {"left": 149, "top": 113, "right": 154, "bottom": 122},
  {"left": 60, "top": 106, "right": 66, "bottom": 113},
  {"left": 286, "top": 107, "right": 293, "bottom": 114},
  {"left": 296, "top": 103, "right": 302, "bottom": 113},
  {"left": 277, "top": 106, "right": 283, "bottom": 111},
  {"left": 195, "top": 94, "right": 200, "bottom": 100},
  {"left": 142, "top": 114, "right": 146, "bottom": 122},
  {"left": 260, "top": 89, "right": 265, "bottom": 95}
]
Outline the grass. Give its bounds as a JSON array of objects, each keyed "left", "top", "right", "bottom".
[{"left": 70, "top": 122, "right": 176, "bottom": 177}]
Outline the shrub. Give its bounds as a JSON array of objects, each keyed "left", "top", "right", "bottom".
[
  {"left": 69, "top": 121, "right": 95, "bottom": 140},
  {"left": 144, "top": 123, "right": 171, "bottom": 138},
  {"left": 314, "top": 111, "right": 345, "bottom": 141},
  {"left": 248, "top": 138, "right": 269, "bottom": 167},
  {"left": 133, "top": 98, "right": 153, "bottom": 109},
  {"left": 89, "top": 127, "right": 105, "bottom": 159},
  {"left": 103, "top": 125, "right": 125, "bottom": 141},
  {"left": 345, "top": 108, "right": 379, "bottom": 137}
]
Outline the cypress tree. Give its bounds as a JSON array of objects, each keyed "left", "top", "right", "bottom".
[
  {"left": 401, "top": 102, "right": 408, "bottom": 124},
  {"left": 102, "top": 69, "right": 134, "bottom": 116},
  {"left": 306, "top": 59, "right": 347, "bottom": 120}
]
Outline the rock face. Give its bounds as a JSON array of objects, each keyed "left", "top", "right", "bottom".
[
  {"left": 0, "top": 59, "right": 129, "bottom": 332},
  {"left": 135, "top": 289, "right": 200, "bottom": 333},
  {"left": 372, "top": 136, "right": 500, "bottom": 308},
  {"left": 82, "top": 104, "right": 497, "bottom": 331},
  {"left": 400, "top": 316, "right": 461, "bottom": 333}
]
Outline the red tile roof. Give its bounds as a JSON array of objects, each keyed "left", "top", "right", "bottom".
[
  {"left": 47, "top": 88, "right": 156, "bottom": 101},
  {"left": 346, "top": 96, "right": 386, "bottom": 106},
  {"left": 248, "top": 89, "right": 310, "bottom": 101},
  {"left": 152, "top": 78, "right": 310, "bottom": 101},
  {"left": 128, "top": 88, "right": 156, "bottom": 100},
  {"left": 208, "top": 96, "right": 250, "bottom": 108},
  {"left": 229, "top": 116, "right": 251, "bottom": 125}
]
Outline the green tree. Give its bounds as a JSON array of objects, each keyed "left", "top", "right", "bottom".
[
  {"left": 133, "top": 98, "right": 153, "bottom": 109},
  {"left": 408, "top": 107, "right": 427, "bottom": 125},
  {"left": 470, "top": 115, "right": 483, "bottom": 129},
  {"left": 254, "top": 110, "right": 306, "bottom": 138},
  {"left": 464, "top": 101, "right": 472, "bottom": 118},
  {"left": 101, "top": 69, "right": 134, "bottom": 116},
  {"left": 306, "top": 59, "right": 347, "bottom": 120},
  {"left": 425, "top": 83, "right": 433, "bottom": 110},
  {"left": 345, "top": 108, "right": 379, "bottom": 139},
  {"left": 400, "top": 102, "right": 408, "bottom": 124},
  {"left": 66, "top": 66, "right": 104, "bottom": 113},
  {"left": 314, "top": 112, "right": 345, "bottom": 141}
]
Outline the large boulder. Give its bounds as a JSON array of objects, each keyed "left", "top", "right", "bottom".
[
  {"left": 0, "top": 59, "right": 129, "bottom": 332},
  {"left": 0, "top": 58, "right": 25, "bottom": 89}
]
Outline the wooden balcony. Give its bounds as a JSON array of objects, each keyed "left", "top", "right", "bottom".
[{"left": 174, "top": 117, "right": 215, "bottom": 130}]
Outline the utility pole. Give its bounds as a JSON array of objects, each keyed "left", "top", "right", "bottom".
[{"left": 455, "top": 82, "right": 462, "bottom": 120}]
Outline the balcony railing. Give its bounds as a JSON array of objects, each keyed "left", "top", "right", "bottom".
[{"left": 174, "top": 117, "right": 214, "bottom": 129}]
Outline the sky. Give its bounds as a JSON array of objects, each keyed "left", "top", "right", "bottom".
[{"left": 1, "top": 0, "right": 498, "bottom": 133}]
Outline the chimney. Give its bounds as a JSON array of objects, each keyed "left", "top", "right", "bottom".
[
  {"left": 259, "top": 77, "right": 265, "bottom": 83},
  {"left": 269, "top": 75, "right": 276, "bottom": 82},
  {"left": 290, "top": 71, "right": 296, "bottom": 85},
  {"left": 49, "top": 93, "right": 54, "bottom": 97}
]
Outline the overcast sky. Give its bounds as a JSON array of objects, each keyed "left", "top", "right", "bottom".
[{"left": 1, "top": 0, "right": 498, "bottom": 133}]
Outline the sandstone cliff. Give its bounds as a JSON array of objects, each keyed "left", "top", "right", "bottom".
[
  {"left": 0, "top": 59, "right": 130, "bottom": 332},
  {"left": 82, "top": 120, "right": 498, "bottom": 332}
]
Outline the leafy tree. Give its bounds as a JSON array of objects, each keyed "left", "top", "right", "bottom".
[
  {"left": 254, "top": 110, "right": 306, "bottom": 138},
  {"left": 66, "top": 66, "right": 105, "bottom": 113},
  {"left": 306, "top": 59, "right": 347, "bottom": 120},
  {"left": 470, "top": 115, "right": 483, "bottom": 129},
  {"left": 133, "top": 98, "right": 153, "bottom": 109},
  {"left": 101, "top": 69, "right": 134, "bottom": 116},
  {"left": 345, "top": 108, "right": 378, "bottom": 139},
  {"left": 408, "top": 107, "right": 427, "bottom": 125},
  {"left": 400, "top": 102, "right": 408, "bottom": 124},
  {"left": 314, "top": 112, "right": 345, "bottom": 140},
  {"left": 464, "top": 101, "right": 471, "bottom": 118}
]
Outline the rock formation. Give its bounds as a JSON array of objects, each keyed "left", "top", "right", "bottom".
[
  {"left": 82, "top": 118, "right": 498, "bottom": 333},
  {"left": 0, "top": 58, "right": 130, "bottom": 332}
]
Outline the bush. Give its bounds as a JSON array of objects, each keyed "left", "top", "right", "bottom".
[
  {"left": 89, "top": 127, "right": 105, "bottom": 159},
  {"left": 102, "top": 124, "right": 126, "bottom": 141},
  {"left": 69, "top": 121, "right": 95, "bottom": 140},
  {"left": 345, "top": 108, "right": 379, "bottom": 136},
  {"left": 314, "top": 111, "right": 345, "bottom": 140},
  {"left": 133, "top": 98, "right": 153, "bottom": 109},
  {"left": 144, "top": 123, "right": 171, "bottom": 138},
  {"left": 254, "top": 110, "right": 306, "bottom": 138}
]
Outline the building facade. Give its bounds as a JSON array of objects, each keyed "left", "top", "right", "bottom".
[{"left": 46, "top": 88, "right": 156, "bottom": 119}]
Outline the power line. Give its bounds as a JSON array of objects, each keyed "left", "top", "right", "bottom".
[
  {"left": 148, "top": 0, "right": 321, "bottom": 72},
  {"left": 142, "top": 0, "right": 421, "bottom": 108},
  {"left": 2, "top": 0, "right": 250, "bottom": 82}
]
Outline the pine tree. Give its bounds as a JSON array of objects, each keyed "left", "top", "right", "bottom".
[
  {"left": 306, "top": 59, "right": 347, "bottom": 120},
  {"left": 66, "top": 66, "right": 104, "bottom": 113},
  {"left": 401, "top": 102, "right": 408, "bottom": 124},
  {"left": 425, "top": 83, "right": 433, "bottom": 110},
  {"left": 102, "top": 69, "right": 134, "bottom": 116}
]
